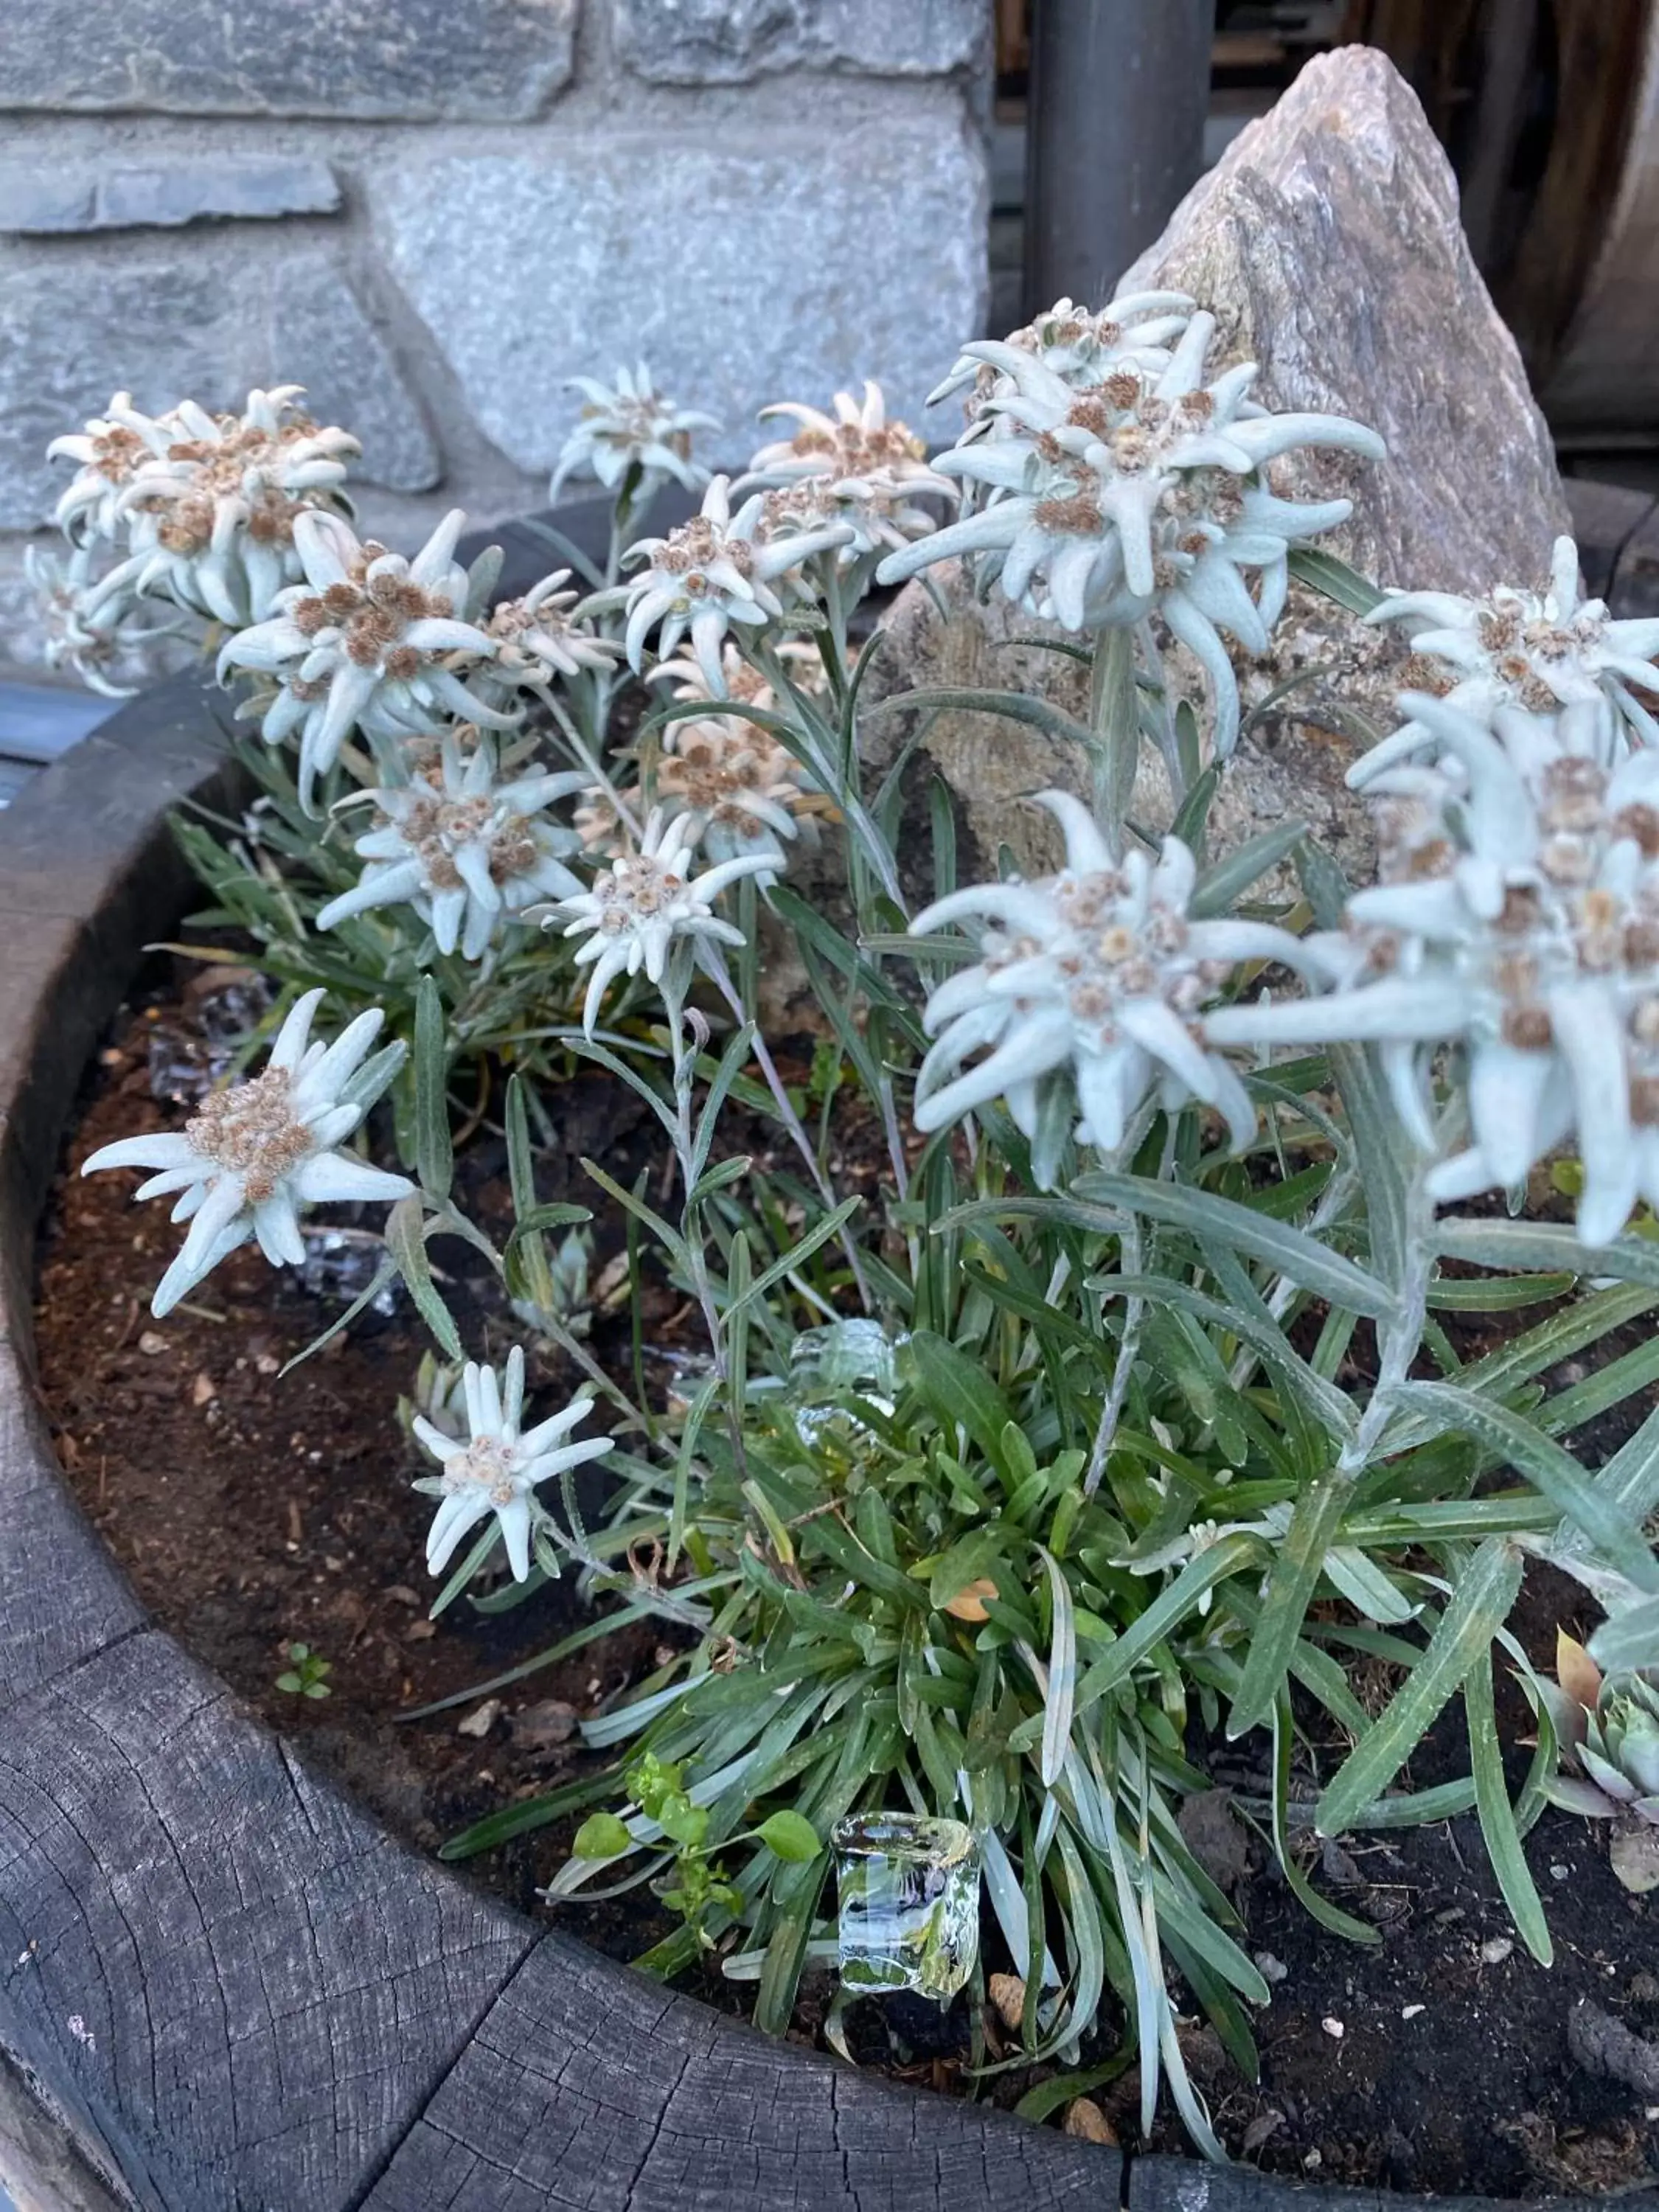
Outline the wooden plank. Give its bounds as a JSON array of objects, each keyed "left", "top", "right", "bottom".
[
  {"left": 0, "top": 1343, "right": 143, "bottom": 1717},
  {"left": 0, "top": 680, "right": 118, "bottom": 767},
  {"left": 0, "top": 2039, "right": 136, "bottom": 2212},
  {"left": 1513, "top": 0, "right": 1658, "bottom": 415},
  {"left": 363, "top": 1933, "right": 1113, "bottom": 2211},
  {"left": 1607, "top": 496, "right": 1659, "bottom": 619},
  {"left": 1563, "top": 476, "right": 1658, "bottom": 602},
  {"left": 0, "top": 672, "right": 232, "bottom": 933},
  {"left": 1133, "top": 2152, "right": 1659, "bottom": 2212},
  {"left": 0, "top": 1630, "right": 532, "bottom": 2212}
]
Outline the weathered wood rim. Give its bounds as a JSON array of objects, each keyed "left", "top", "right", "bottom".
[{"left": 0, "top": 617, "right": 1651, "bottom": 2210}]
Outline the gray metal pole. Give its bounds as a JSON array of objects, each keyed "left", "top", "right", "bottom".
[{"left": 1023, "top": 0, "right": 1215, "bottom": 321}]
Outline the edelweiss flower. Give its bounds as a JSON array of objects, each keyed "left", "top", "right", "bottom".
[
  {"left": 879, "top": 310, "right": 1384, "bottom": 754},
  {"left": 1206, "top": 691, "right": 1659, "bottom": 1245},
  {"left": 81, "top": 988, "right": 411, "bottom": 1317},
  {"left": 655, "top": 723, "right": 814, "bottom": 881},
  {"left": 573, "top": 782, "right": 636, "bottom": 858},
  {"left": 25, "top": 540, "right": 181, "bottom": 698},
  {"left": 621, "top": 476, "right": 851, "bottom": 695},
  {"left": 480, "top": 568, "right": 621, "bottom": 691},
  {"left": 545, "top": 807, "right": 773, "bottom": 1033},
  {"left": 317, "top": 731, "right": 588, "bottom": 959},
  {"left": 1354, "top": 535, "right": 1659, "bottom": 784},
  {"left": 412, "top": 1348, "right": 611, "bottom": 1582},
  {"left": 931, "top": 291, "right": 1197, "bottom": 422},
  {"left": 218, "top": 509, "right": 508, "bottom": 810},
  {"left": 49, "top": 394, "right": 172, "bottom": 544},
  {"left": 739, "top": 381, "right": 956, "bottom": 563},
  {"left": 909, "top": 790, "right": 1313, "bottom": 1158},
  {"left": 649, "top": 639, "right": 824, "bottom": 875},
  {"left": 550, "top": 364, "right": 718, "bottom": 501},
  {"left": 55, "top": 388, "right": 358, "bottom": 629}
]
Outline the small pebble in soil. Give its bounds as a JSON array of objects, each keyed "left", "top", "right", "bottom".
[
  {"left": 1402, "top": 2003, "right": 1427, "bottom": 2020},
  {"left": 457, "top": 1700, "right": 504, "bottom": 1739},
  {"left": 1481, "top": 1936, "right": 1515, "bottom": 1966},
  {"left": 1063, "top": 2097, "right": 1117, "bottom": 2145},
  {"left": 1303, "top": 2149, "right": 1323, "bottom": 2171},
  {"left": 1319, "top": 1837, "right": 1363, "bottom": 1885},
  {"left": 987, "top": 1972, "right": 1026, "bottom": 2031},
  {"left": 1321, "top": 2017, "right": 1345, "bottom": 2039},
  {"left": 1551, "top": 1863, "right": 1571, "bottom": 1880},
  {"left": 1254, "top": 1950, "right": 1289, "bottom": 1983},
  {"left": 191, "top": 1371, "right": 216, "bottom": 1405},
  {"left": 138, "top": 1331, "right": 167, "bottom": 1356},
  {"left": 511, "top": 1699, "right": 578, "bottom": 1752}
]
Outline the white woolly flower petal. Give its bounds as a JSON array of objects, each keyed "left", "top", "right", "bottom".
[
  {"left": 1466, "top": 1040, "right": 1558, "bottom": 1186},
  {"left": 80, "top": 1131, "right": 200, "bottom": 1176}
]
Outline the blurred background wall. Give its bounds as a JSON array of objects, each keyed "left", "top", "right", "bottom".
[
  {"left": 6, "top": 0, "right": 1659, "bottom": 685},
  {"left": 0, "top": 0, "right": 993, "bottom": 665}
]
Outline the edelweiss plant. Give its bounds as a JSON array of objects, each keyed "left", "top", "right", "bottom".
[
  {"left": 911, "top": 789, "right": 1318, "bottom": 1172},
  {"left": 54, "top": 305, "right": 1659, "bottom": 2160},
  {"left": 81, "top": 987, "right": 410, "bottom": 1315},
  {"left": 413, "top": 1349, "right": 611, "bottom": 1583},
  {"left": 882, "top": 300, "right": 1384, "bottom": 754},
  {"left": 548, "top": 808, "right": 772, "bottom": 1034},
  {"left": 619, "top": 475, "right": 851, "bottom": 695},
  {"left": 1357, "top": 532, "right": 1659, "bottom": 775},
  {"left": 1208, "top": 691, "right": 1659, "bottom": 1244},
  {"left": 551, "top": 364, "right": 719, "bottom": 503}
]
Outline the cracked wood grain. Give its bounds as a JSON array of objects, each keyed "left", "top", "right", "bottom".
[
  {"left": 361, "top": 1935, "right": 1116, "bottom": 2212},
  {"left": 0, "top": 1630, "right": 531, "bottom": 2211}
]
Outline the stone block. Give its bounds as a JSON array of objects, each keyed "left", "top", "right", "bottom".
[
  {"left": 269, "top": 255, "right": 441, "bottom": 495},
  {"left": 615, "top": 0, "right": 987, "bottom": 83},
  {"left": 369, "top": 116, "right": 988, "bottom": 476},
  {"left": 0, "top": 0, "right": 577, "bottom": 120},
  {"left": 0, "top": 157, "right": 341, "bottom": 234},
  {"left": 0, "top": 173, "right": 95, "bottom": 234},
  {"left": 0, "top": 248, "right": 438, "bottom": 528}
]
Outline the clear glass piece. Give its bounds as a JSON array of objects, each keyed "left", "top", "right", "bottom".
[
  {"left": 832, "top": 1812, "right": 980, "bottom": 2001},
  {"left": 787, "top": 1319, "right": 911, "bottom": 1461}
]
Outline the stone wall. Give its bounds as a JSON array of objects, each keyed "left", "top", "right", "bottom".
[{"left": 0, "top": 0, "right": 990, "bottom": 670}]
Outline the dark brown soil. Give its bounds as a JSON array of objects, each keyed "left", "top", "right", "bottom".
[
  {"left": 33, "top": 965, "right": 690, "bottom": 1944},
  {"left": 30, "top": 965, "right": 1659, "bottom": 2196}
]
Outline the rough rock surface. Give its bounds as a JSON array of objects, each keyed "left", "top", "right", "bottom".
[
  {"left": 868, "top": 46, "right": 1571, "bottom": 889},
  {"left": 0, "top": 0, "right": 578, "bottom": 120}
]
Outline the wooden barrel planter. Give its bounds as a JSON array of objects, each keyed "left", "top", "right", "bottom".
[{"left": 0, "top": 517, "right": 1655, "bottom": 2212}]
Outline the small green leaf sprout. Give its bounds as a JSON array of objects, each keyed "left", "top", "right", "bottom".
[{"left": 275, "top": 1643, "right": 333, "bottom": 1700}]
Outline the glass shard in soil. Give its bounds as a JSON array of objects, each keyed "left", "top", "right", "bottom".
[
  {"left": 299, "top": 1228, "right": 399, "bottom": 1312},
  {"left": 832, "top": 1812, "right": 980, "bottom": 2002},
  {"left": 147, "top": 975, "right": 273, "bottom": 1103},
  {"left": 788, "top": 1317, "right": 908, "bottom": 1459}
]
